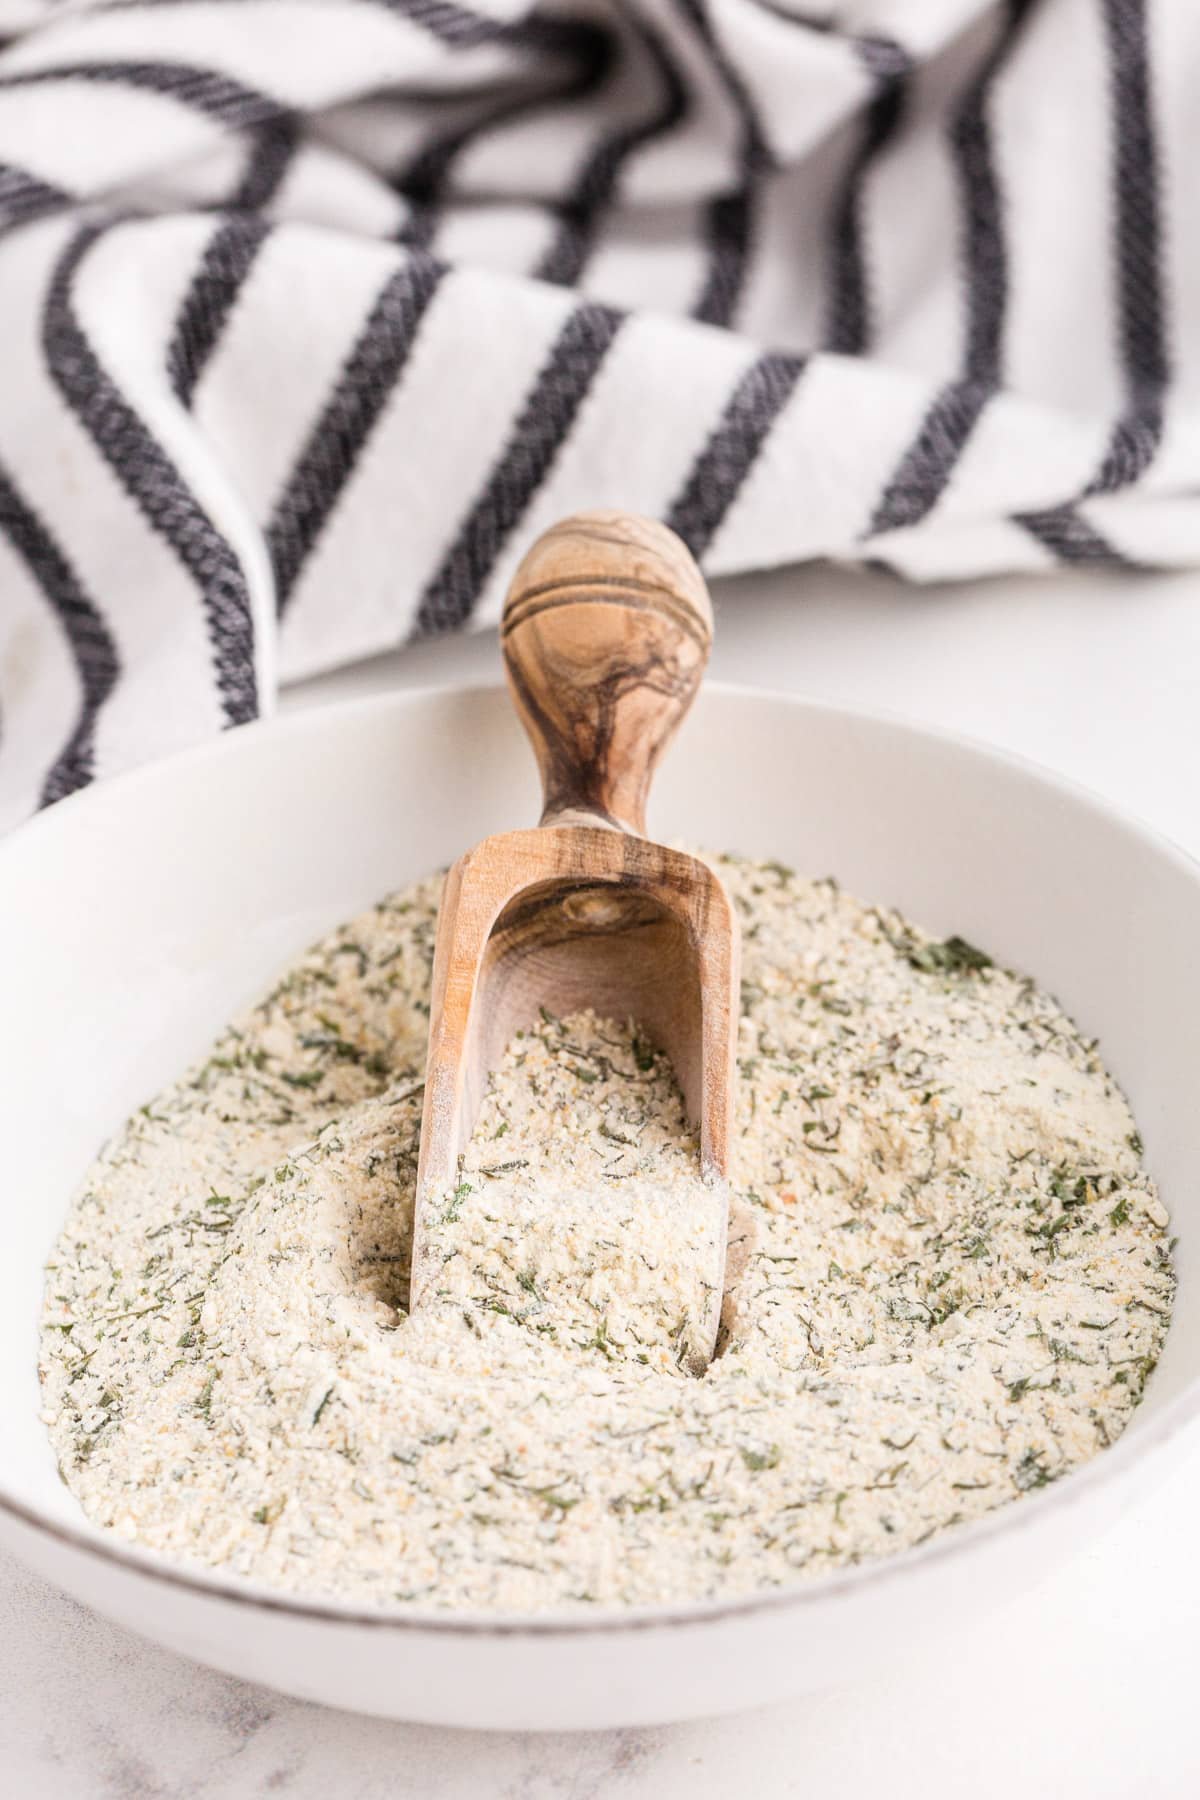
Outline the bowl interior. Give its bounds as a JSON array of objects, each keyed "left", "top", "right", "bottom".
[{"left": 3, "top": 686, "right": 1198, "bottom": 1543}]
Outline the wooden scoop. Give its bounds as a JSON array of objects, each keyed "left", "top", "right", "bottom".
[{"left": 409, "top": 511, "right": 740, "bottom": 1371}]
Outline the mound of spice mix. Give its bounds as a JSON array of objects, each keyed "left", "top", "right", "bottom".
[{"left": 41, "top": 854, "right": 1173, "bottom": 1610}]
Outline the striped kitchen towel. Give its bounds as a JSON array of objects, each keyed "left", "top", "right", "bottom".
[{"left": 0, "top": 0, "right": 1196, "bottom": 827}]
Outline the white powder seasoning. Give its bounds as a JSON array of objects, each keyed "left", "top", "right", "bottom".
[
  {"left": 417, "top": 1011, "right": 725, "bottom": 1377},
  {"left": 39, "top": 855, "right": 1174, "bottom": 1611}
]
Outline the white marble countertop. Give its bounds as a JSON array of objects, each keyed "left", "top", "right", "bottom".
[{"left": 6, "top": 559, "right": 1200, "bottom": 1797}]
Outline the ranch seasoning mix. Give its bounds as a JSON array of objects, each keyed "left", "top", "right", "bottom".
[{"left": 39, "top": 854, "right": 1174, "bottom": 1610}]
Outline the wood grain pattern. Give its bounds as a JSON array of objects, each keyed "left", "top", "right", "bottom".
[
  {"left": 502, "top": 512, "right": 712, "bottom": 834},
  {"left": 411, "top": 512, "right": 740, "bottom": 1372}
]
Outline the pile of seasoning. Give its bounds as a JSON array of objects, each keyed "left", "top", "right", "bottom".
[{"left": 39, "top": 854, "right": 1173, "bottom": 1610}]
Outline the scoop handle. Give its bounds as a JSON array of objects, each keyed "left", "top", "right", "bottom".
[{"left": 500, "top": 511, "right": 713, "bottom": 834}]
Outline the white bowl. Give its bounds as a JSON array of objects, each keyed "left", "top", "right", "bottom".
[{"left": 2, "top": 685, "right": 1198, "bottom": 1731}]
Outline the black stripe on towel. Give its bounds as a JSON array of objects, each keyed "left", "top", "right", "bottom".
[
  {"left": 164, "top": 121, "right": 295, "bottom": 408},
  {"left": 269, "top": 252, "right": 446, "bottom": 612},
  {"left": 675, "top": 0, "right": 772, "bottom": 328},
  {"left": 824, "top": 36, "right": 911, "bottom": 356},
  {"left": 692, "top": 191, "right": 752, "bottom": 330},
  {"left": 414, "top": 300, "right": 623, "bottom": 637},
  {"left": 1009, "top": 2, "right": 1166, "bottom": 564},
  {"left": 867, "top": 0, "right": 1033, "bottom": 538},
  {"left": 1089, "top": 404, "right": 1164, "bottom": 496},
  {"left": 1015, "top": 505, "right": 1136, "bottom": 568},
  {"left": 167, "top": 215, "right": 271, "bottom": 407},
  {"left": 0, "top": 163, "right": 71, "bottom": 232},
  {"left": 1087, "top": 0, "right": 1168, "bottom": 496},
  {"left": 394, "top": 199, "right": 439, "bottom": 254},
  {"left": 233, "top": 114, "right": 301, "bottom": 213},
  {"left": 0, "top": 459, "right": 120, "bottom": 804},
  {"left": 385, "top": 0, "right": 628, "bottom": 57},
  {"left": 535, "top": 22, "right": 689, "bottom": 288},
  {"left": 376, "top": 0, "right": 514, "bottom": 48},
  {"left": 44, "top": 223, "right": 258, "bottom": 726},
  {"left": 0, "top": 61, "right": 282, "bottom": 131},
  {"left": 667, "top": 351, "right": 805, "bottom": 559}
]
